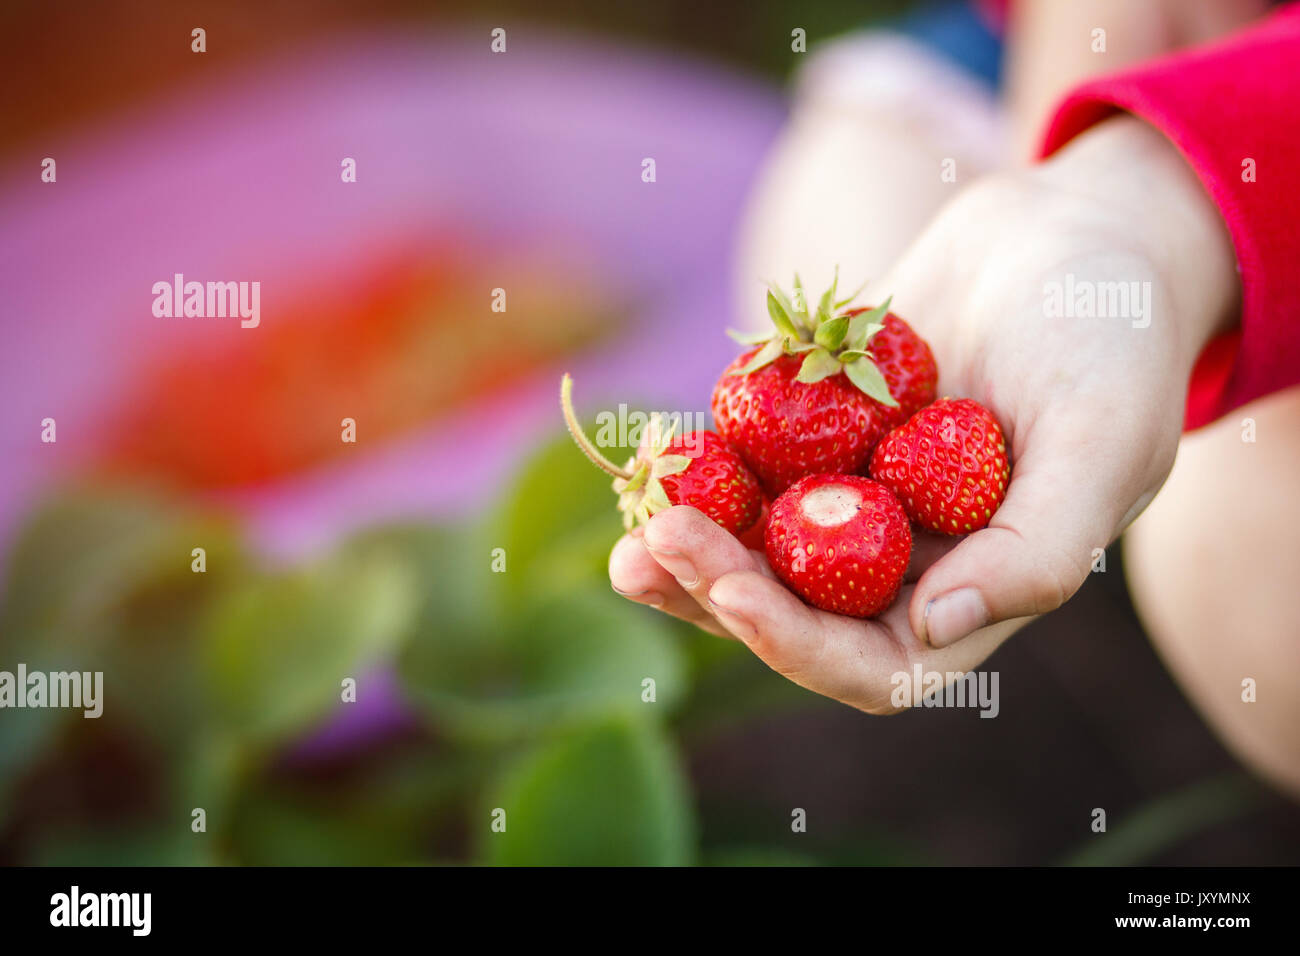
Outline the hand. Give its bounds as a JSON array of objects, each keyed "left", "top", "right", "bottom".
[{"left": 610, "top": 116, "right": 1238, "bottom": 712}]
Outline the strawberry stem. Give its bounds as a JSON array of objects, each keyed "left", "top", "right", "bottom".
[{"left": 560, "top": 374, "right": 635, "bottom": 481}]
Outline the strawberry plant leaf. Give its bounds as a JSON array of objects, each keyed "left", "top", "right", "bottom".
[
  {"left": 816, "top": 285, "right": 835, "bottom": 327},
  {"left": 645, "top": 412, "right": 679, "bottom": 451},
  {"left": 846, "top": 295, "right": 892, "bottom": 351},
  {"left": 401, "top": 590, "right": 686, "bottom": 743},
  {"left": 796, "top": 347, "right": 842, "bottom": 384},
  {"left": 727, "top": 328, "right": 772, "bottom": 345},
  {"left": 484, "top": 718, "right": 694, "bottom": 865},
  {"left": 834, "top": 278, "right": 869, "bottom": 309},
  {"left": 844, "top": 356, "right": 899, "bottom": 407},
  {"left": 791, "top": 273, "right": 816, "bottom": 331},
  {"left": 641, "top": 482, "right": 673, "bottom": 514},
  {"left": 767, "top": 284, "right": 798, "bottom": 327},
  {"left": 844, "top": 323, "right": 885, "bottom": 353},
  {"left": 730, "top": 338, "right": 783, "bottom": 375},
  {"left": 651, "top": 455, "right": 691, "bottom": 479},
  {"left": 201, "top": 551, "right": 417, "bottom": 747},
  {"left": 765, "top": 291, "right": 799, "bottom": 339},
  {"left": 813, "top": 315, "right": 849, "bottom": 351}
]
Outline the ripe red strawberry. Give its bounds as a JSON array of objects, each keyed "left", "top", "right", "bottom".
[
  {"left": 712, "top": 272, "right": 936, "bottom": 496},
  {"left": 561, "top": 375, "right": 762, "bottom": 534},
  {"left": 846, "top": 308, "right": 939, "bottom": 432},
  {"left": 869, "top": 398, "right": 1010, "bottom": 535},
  {"left": 765, "top": 474, "right": 911, "bottom": 618},
  {"left": 736, "top": 494, "right": 771, "bottom": 550}
]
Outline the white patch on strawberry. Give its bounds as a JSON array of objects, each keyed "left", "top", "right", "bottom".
[{"left": 799, "top": 483, "right": 863, "bottom": 527}]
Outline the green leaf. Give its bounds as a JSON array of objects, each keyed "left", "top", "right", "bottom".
[
  {"left": 766, "top": 284, "right": 799, "bottom": 329},
  {"left": 491, "top": 432, "right": 632, "bottom": 607},
  {"left": 791, "top": 273, "right": 811, "bottom": 327},
  {"left": 400, "top": 590, "right": 686, "bottom": 743},
  {"left": 0, "top": 707, "right": 57, "bottom": 821},
  {"left": 0, "top": 489, "right": 244, "bottom": 664},
  {"left": 813, "top": 315, "right": 849, "bottom": 351},
  {"left": 834, "top": 278, "right": 869, "bottom": 310},
  {"left": 727, "top": 328, "right": 773, "bottom": 346},
  {"left": 1062, "top": 774, "right": 1264, "bottom": 866},
  {"left": 765, "top": 291, "right": 799, "bottom": 339},
  {"left": 845, "top": 295, "right": 893, "bottom": 351},
  {"left": 843, "top": 356, "right": 900, "bottom": 407},
  {"left": 796, "top": 347, "right": 842, "bottom": 384},
  {"left": 484, "top": 718, "right": 695, "bottom": 865},
  {"left": 651, "top": 454, "right": 691, "bottom": 478},
  {"left": 200, "top": 551, "right": 416, "bottom": 746},
  {"left": 34, "top": 827, "right": 214, "bottom": 867},
  {"left": 705, "top": 847, "right": 821, "bottom": 866},
  {"left": 643, "top": 412, "right": 679, "bottom": 453},
  {"left": 730, "top": 338, "right": 783, "bottom": 376},
  {"left": 642, "top": 481, "right": 672, "bottom": 513},
  {"left": 816, "top": 284, "right": 835, "bottom": 327},
  {"left": 0, "top": 488, "right": 246, "bottom": 750},
  {"left": 228, "top": 782, "right": 417, "bottom": 866}
]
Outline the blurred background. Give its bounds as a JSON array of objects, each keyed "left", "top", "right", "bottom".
[{"left": 1, "top": 0, "right": 1297, "bottom": 866}]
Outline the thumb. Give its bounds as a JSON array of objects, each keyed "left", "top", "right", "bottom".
[{"left": 908, "top": 421, "right": 1131, "bottom": 647}]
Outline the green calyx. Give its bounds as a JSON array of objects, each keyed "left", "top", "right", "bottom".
[
  {"left": 726, "top": 267, "right": 900, "bottom": 408},
  {"left": 560, "top": 374, "right": 692, "bottom": 531}
]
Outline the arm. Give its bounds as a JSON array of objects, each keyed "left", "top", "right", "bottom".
[
  {"left": 1038, "top": 3, "right": 1300, "bottom": 429},
  {"left": 611, "top": 112, "right": 1238, "bottom": 707},
  {"left": 1003, "top": 0, "right": 1269, "bottom": 161}
]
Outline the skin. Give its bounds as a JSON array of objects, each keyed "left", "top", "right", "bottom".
[
  {"left": 614, "top": 2, "right": 1300, "bottom": 793},
  {"left": 612, "top": 114, "right": 1237, "bottom": 715},
  {"left": 1004, "top": 0, "right": 1269, "bottom": 161},
  {"left": 1124, "top": 389, "right": 1300, "bottom": 796}
]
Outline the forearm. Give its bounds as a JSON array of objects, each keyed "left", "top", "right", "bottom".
[
  {"left": 1005, "top": 0, "right": 1268, "bottom": 161},
  {"left": 1034, "top": 115, "right": 1239, "bottom": 379}
]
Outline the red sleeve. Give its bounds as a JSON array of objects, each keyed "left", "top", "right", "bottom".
[{"left": 1037, "top": 6, "right": 1300, "bottom": 431}]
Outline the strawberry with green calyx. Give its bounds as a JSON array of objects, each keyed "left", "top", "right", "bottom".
[
  {"left": 560, "top": 374, "right": 762, "bottom": 535},
  {"left": 725, "top": 268, "right": 901, "bottom": 405},
  {"left": 712, "top": 269, "right": 937, "bottom": 495}
]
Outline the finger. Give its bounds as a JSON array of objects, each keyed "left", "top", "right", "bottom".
[
  {"left": 909, "top": 417, "right": 1131, "bottom": 647},
  {"left": 707, "top": 570, "right": 911, "bottom": 713},
  {"left": 641, "top": 505, "right": 764, "bottom": 617},
  {"left": 707, "top": 571, "right": 1020, "bottom": 713},
  {"left": 608, "top": 533, "right": 731, "bottom": 638},
  {"left": 905, "top": 530, "right": 956, "bottom": 582}
]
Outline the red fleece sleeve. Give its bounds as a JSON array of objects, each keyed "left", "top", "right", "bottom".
[{"left": 1038, "top": 5, "right": 1300, "bottom": 431}]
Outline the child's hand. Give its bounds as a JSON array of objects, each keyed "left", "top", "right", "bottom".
[
  {"left": 610, "top": 116, "right": 1239, "bottom": 708},
  {"left": 610, "top": 506, "right": 1021, "bottom": 713}
]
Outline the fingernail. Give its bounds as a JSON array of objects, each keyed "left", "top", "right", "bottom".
[
  {"left": 923, "top": 588, "right": 989, "bottom": 647},
  {"left": 644, "top": 547, "right": 698, "bottom": 588},
  {"left": 707, "top": 598, "right": 755, "bottom": 643},
  {"left": 612, "top": 584, "right": 664, "bottom": 607}
]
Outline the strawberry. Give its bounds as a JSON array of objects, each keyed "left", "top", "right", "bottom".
[
  {"left": 736, "top": 494, "right": 771, "bottom": 551},
  {"left": 847, "top": 307, "right": 939, "bottom": 432},
  {"left": 711, "top": 271, "right": 936, "bottom": 496},
  {"left": 561, "top": 374, "right": 762, "bottom": 534},
  {"left": 869, "top": 398, "right": 1010, "bottom": 535},
  {"left": 765, "top": 474, "right": 912, "bottom": 618}
]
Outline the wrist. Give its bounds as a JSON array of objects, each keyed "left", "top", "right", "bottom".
[{"left": 1037, "top": 115, "right": 1240, "bottom": 375}]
